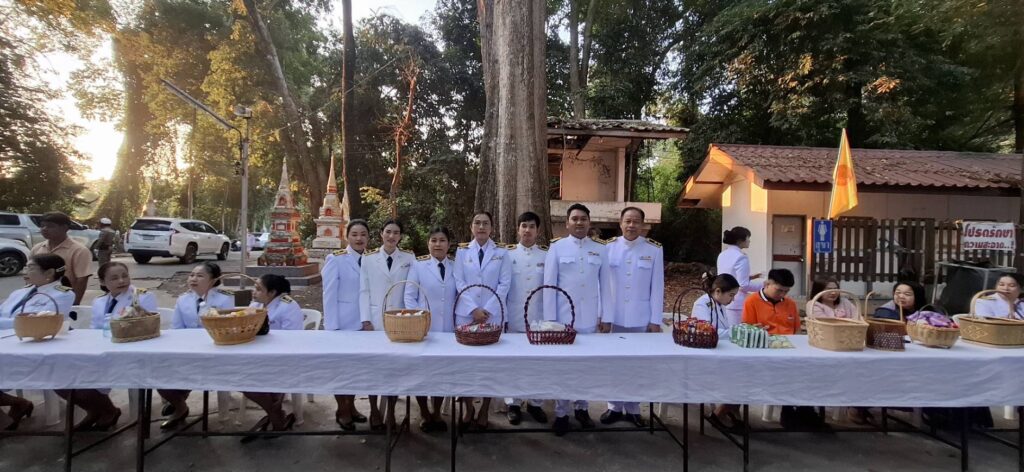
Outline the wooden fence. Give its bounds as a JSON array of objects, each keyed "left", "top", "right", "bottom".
[{"left": 811, "top": 218, "right": 1024, "bottom": 283}]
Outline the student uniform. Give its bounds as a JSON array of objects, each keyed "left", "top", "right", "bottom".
[
  {"left": 172, "top": 289, "right": 236, "bottom": 329},
  {"left": 0, "top": 281, "right": 74, "bottom": 329},
  {"left": 717, "top": 244, "right": 762, "bottom": 326},
  {"left": 359, "top": 247, "right": 416, "bottom": 329},
  {"left": 503, "top": 242, "right": 547, "bottom": 409},
  {"left": 453, "top": 239, "right": 511, "bottom": 327},
  {"left": 322, "top": 248, "right": 364, "bottom": 330},
  {"left": 974, "top": 295, "right": 1024, "bottom": 319},
  {"left": 691, "top": 293, "right": 732, "bottom": 338},
  {"left": 404, "top": 254, "right": 456, "bottom": 333},
  {"left": 91, "top": 287, "right": 159, "bottom": 329},
  {"left": 250, "top": 295, "right": 304, "bottom": 331}
]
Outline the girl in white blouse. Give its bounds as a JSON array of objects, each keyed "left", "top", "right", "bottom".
[
  {"left": 716, "top": 227, "right": 763, "bottom": 326},
  {"left": 324, "top": 220, "right": 370, "bottom": 430},
  {"left": 159, "top": 262, "right": 235, "bottom": 429},
  {"left": 974, "top": 273, "right": 1024, "bottom": 319},
  {"left": 691, "top": 273, "right": 740, "bottom": 338}
]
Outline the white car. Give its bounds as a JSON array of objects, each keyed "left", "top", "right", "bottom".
[
  {"left": 125, "top": 218, "right": 232, "bottom": 264},
  {"left": 0, "top": 237, "right": 32, "bottom": 277}
]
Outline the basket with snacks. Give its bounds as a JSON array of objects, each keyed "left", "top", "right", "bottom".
[
  {"left": 670, "top": 287, "right": 718, "bottom": 349},
  {"left": 952, "top": 290, "right": 1024, "bottom": 348},
  {"left": 906, "top": 310, "right": 959, "bottom": 349},
  {"left": 453, "top": 283, "right": 505, "bottom": 346},
  {"left": 864, "top": 291, "right": 907, "bottom": 349},
  {"left": 109, "top": 288, "right": 161, "bottom": 343},
  {"left": 806, "top": 289, "right": 868, "bottom": 351},
  {"left": 523, "top": 285, "right": 577, "bottom": 345},
  {"left": 382, "top": 281, "right": 431, "bottom": 343},
  {"left": 200, "top": 305, "right": 268, "bottom": 345},
  {"left": 12, "top": 293, "right": 64, "bottom": 341}
]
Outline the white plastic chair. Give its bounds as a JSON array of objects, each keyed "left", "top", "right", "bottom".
[
  {"left": 69, "top": 305, "right": 92, "bottom": 330},
  {"left": 301, "top": 308, "right": 322, "bottom": 331},
  {"left": 156, "top": 308, "right": 175, "bottom": 329}
]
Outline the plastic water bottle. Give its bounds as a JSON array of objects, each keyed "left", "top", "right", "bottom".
[{"left": 102, "top": 318, "right": 112, "bottom": 338}]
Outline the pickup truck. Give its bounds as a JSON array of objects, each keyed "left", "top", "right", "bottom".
[{"left": 0, "top": 212, "right": 102, "bottom": 258}]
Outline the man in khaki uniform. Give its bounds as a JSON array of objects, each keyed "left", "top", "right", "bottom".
[
  {"left": 31, "top": 212, "right": 92, "bottom": 304},
  {"left": 96, "top": 218, "right": 117, "bottom": 265}
]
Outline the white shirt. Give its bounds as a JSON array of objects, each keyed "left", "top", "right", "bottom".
[
  {"left": 322, "top": 248, "right": 363, "bottom": 330},
  {"left": 543, "top": 235, "right": 612, "bottom": 331},
  {"left": 453, "top": 239, "right": 511, "bottom": 326},
  {"left": 0, "top": 281, "right": 74, "bottom": 329},
  {"left": 249, "top": 295, "right": 303, "bottom": 330},
  {"left": 974, "top": 295, "right": 1024, "bottom": 319},
  {"left": 404, "top": 255, "right": 456, "bottom": 333},
  {"left": 91, "top": 286, "right": 159, "bottom": 329},
  {"left": 716, "top": 244, "right": 762, "bottom": 313},
  {"left": 690, "top": 293, "right": 732, "bottom": 338},
  {"left": 505, "top": 243, "right": 547, "bottom": 333},
  {"left": 172, "top": 289, "right": 236, "bottom": 329},
  {"left": 359, "top": 247, "right": 415, "bottom": 328},
  {"left": 607, "top": 236, "right": 664, "bottom": 328}
]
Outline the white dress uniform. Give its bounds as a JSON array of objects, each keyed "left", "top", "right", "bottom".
[
  {"left": 690, "top": 293, "right": 732, "bottom": 338},
  {"left": 249, "top": 295, "right": 303, "bottom": 330},
  {"left": 606, "top": 235, "right": 664, "bottom": 415},
  {"left": 359, "top": 247, "right": 416, "bottom": 329},
  {"left": 91, "top": 286, "right": 159, "bottom": 329},
  {"left": 543, "top": 235, "right": 612, "bottom": 418},
  {"left": 403, "top": 255, "right": 456, "bottom": 333},
  {"left": 716, "top": 244, "right": 762, "bottom": 326},
  {"left": 504, "top": 242, "right": 547, "bottom": 408},
  {"left": 974, "top": 295, "right": 1024, "bottom": 319},
  {"left": 0, "top": 281, "right": 74, "bottom": 330},
  {"left": 172, "top": 289, "right": 236, "bottom": 329},
  {"left": 453, "top": 239, "right": 511, "bottom": 327},
  {"left": 322, "top": 248, "right": 364, "bottom": 330}
]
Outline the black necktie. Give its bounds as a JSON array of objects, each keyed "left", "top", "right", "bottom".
[
  {"left": 438, "top": 262, "right": 445, "bottom": 280},
  {"left": 106, "top": 295, "right": 118, "bottom": 315},
  {"left": 196, "top": 297, "right": 204, "bottom": 314},
  {"left": 478, "top": 248, "right": 484, "bottom": 266},
  {"left": 357, "top": 255, "right": 362, "bottom": 267},
  {"left": 11, "top": 287, "right": 37, "bottom": 314},
  {"left": 386, "top": 255, "right": 393, "bottom": 271}
]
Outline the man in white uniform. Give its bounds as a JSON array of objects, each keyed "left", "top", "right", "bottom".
[
  {"left": 601, "top": 206, "right": 664, "bottom": 427},
  {"left": 544, "top": 203, "right": 612, "bottom": 436},
  {"left": 503, "top": 211, "right": 548, "bottom": 425}
]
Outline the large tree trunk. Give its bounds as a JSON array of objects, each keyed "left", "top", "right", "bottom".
[
  {"left": 90, "top": 36, "right": 151, "bottom": 229},
  {"left": 568, "top": 0, "right": 581, "bottom": 119},
  {"left": 480, "top": 0, "right": 550, "bottom": 243},
  {"left": 474, "top": 0, "right": 499, "bottom": 220},
  {"left": 340, "top": 0, "right": 364, "bottom": 219},
  {"left": 241, "top": 0, "right": 323, "bottom": 211},
  {"left": 1014, "top": 27, "right": 1023, "bottom": 154}
]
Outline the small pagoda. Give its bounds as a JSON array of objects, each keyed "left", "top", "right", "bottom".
[
  {"left": 258, "top": 161, "right": 308, "bottom": 267},
  {"left": 311, "top": 153, "right": 347, "bottom": 251}
]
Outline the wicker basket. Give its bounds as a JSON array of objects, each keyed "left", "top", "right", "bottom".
[
  {"left": 906, "top": 321, "right": 959, "bottom": 348},
  {"left": 110, "top": 313, "right": 161, "bottom": 343},
  {"left": 12, "top": 292, "right": 63, "bottom": 341},
  {"left": 382, "top": 281, "right": 431, "bottom": 343},
  {"left": 454, "top": 283, "right": 505, "bottom": 346},
  {"left": 953, "top": 290, "right": 1024, "bottom": 347},
  {"left": 523, "top": 285, "right": 577, "bottom": 345},
  {"left": 864, "top": 291, "right": 907, "bottom": 349},
  {"left": 806, "top": 289, "right": 868, "bottom": 351},
  {"left": 200, "top": 308, "right": 268, "bottom": 345},
  {"left": 670, "top": 287, "right": 719, "bottom": 348}
]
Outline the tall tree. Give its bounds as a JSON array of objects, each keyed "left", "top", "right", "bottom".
[
  {"left": 340, "top": 0, "right": 361, "bottom": 217},
  {"left": 567, "top": 0, "right": 596, "bottom": 118}
]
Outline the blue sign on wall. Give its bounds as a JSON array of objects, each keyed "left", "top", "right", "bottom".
[{"left": 813, "top": 219, "right": 833, "bottom": 254}]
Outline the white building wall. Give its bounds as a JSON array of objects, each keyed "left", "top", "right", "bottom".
[
  {"left": 720, "top": 177, "right": 771, "bottom": 278},
  {"left": 560, "top": 150, "right": 617, "bottom": 202}
]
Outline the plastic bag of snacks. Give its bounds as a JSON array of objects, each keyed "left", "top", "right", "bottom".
[{"left": 907, "top": 311, "right": 958, "bottom": 328}]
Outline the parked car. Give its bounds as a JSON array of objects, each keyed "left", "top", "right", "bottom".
[
  {"left": 0, "top": 212, "right": 102, "bottom": 259},
  {"left": 0, "top": 237, "right": 31, "bottom": 277},
  {"left": 125, "top": 218, "right": 232, "bottom": 264},
  {"left": 252, "top": 232, "right": 269, "bottom": 250}
]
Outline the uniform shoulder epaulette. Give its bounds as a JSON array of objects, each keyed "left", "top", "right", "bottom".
[
  {"left": 457, "top": 242, "right": 470, "bottom": 249},
  {"left": 55, "top": 285, "right": 72, "bottom": 292},
  {"left": 365, "top": 247, "right": 380, "bottom": 256},
  {"left": 539, "top": 244, "right": 549, "bottom": 251},
  {"left": 332, "top": 249, "right": 348, "bottom": 256},
  {"left": 280, "top": 295, "right": 294, "bottom": 303},
  {"left": 24, "top": 284, "right": 33, "bottom": 289},
  {"left": 136, "top": 287, "right": 148, "bottom": 294},
  {"left": 591, "top": 237, "right": 608, "bottom": 245},
  {"left": 216, "top": 288, "right": 234, "bottom": 296},
  {"left": 417, "top": 254, "right": 431, "bottom": 261},
  {"left": 506, "top": 244, "right": 518, "bottom": 250},
  {"left": 607, "top": 236, "right": 620, "bottom": 243},
  {"left": 549, "top": 237, "right": 563, "bottom": 244},
  {"left": 646, "top": 238, "right": 662, "bottom": 248}
]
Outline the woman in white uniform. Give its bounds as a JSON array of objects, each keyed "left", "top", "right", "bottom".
[
  {"left": 404, "top": 226, "right": 455, "bottom": 433},
  {"left": 0, "top": 254, "right": 75, "bottom": 430},
  {"left": 159, "top": 262, "right": 235, "bottom": 429},
  {"left": 323, "top": 219, "right": 370, "bottom": 429},
  {"left": 974, "top": 273, "right": 1024, "bottom": 319},
  {"left": 716, "top": 227, "right": 762, "bottom": 326},
  {"left": 240, "top": 274, "right": 302, "bottom": 442},
  {"left": 691, "top": 273, "right": 740, "bottom": 338},
  {"left": 359, "top": 219, "right": 415, "bottom": 430}
]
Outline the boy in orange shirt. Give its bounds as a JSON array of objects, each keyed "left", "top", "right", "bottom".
[{"left": 742, "top": 268, "right": 800, "bottom": 335}]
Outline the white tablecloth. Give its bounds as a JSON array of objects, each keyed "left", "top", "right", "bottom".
[{"left": 2, "top": 329, "right": 1023, "bottom": 407}]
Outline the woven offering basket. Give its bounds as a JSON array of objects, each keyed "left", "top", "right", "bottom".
[
  {"left": 523, "top": 285, "right": 577, "bottom": 345},
  {"left": 201, "top": 307, "right": 268, "bottom": 345},
  {"left": 12, "top": 292, "right": 63, "bottom": 341},
  {"left": 454, "top": 283, "right": 505, "bottom": 346},
  {"left": 806, "top": 290, "right": 868, "bottom": 351},
  {"left": 906, "top": 321, "right": 959, "bottom": 349},
  {"left": 670, "top": 287, "right": 718, "bottom": 349},
  {"left": 953, "top": 290, "right": 1024, "bottom": 347},
  {"left": 110, "top": 312, "right": 161, "bottom": 343},
  {"left": 864, "top": 291, "right": 907, "bottom": 348},
  {"left": 382, "top": 281, "right": 431, "bottom": 343}
]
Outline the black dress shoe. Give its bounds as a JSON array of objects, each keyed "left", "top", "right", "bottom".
[
  {"left": 600, "top": 409, "right": 623, "bottom": 425},
  {"left": 93, "top": 408, "right": 122, "bottom": 432},
  {"left": 507, "top": 405, "right": 522, "bottom": 425},
  {"left": 625, "top": 413, "right": 647, "bottom": 427},
  {"left": 240, "top": 416, "right": 270, "bottom": 444},
  {"left": 526, "top": 405, "right": 548, "bottom": 424},
  {"left": 553, "top": 416, "right": 570, "bottom": 436},
  {"left": 160, "top": 408, "right": 190, "bottom": 430},
  {"left": 336, "top": 415, "right": 356, "bottom": 432},
  {"left": 351, "top": 411, "right": 368, "bottom": 423},
  {"left": 574, "top": 410, "right": 595, "bottom": 429},
  {"left": 161, "top": 403, "right": 176, "bottom": 417}
]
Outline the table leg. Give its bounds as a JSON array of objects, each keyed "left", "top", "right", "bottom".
[
  {"left": 385, "top": 397, "right": 393, "bottom": 472},
  {"left": 699, "top": 403, "right": 705, "bottom": 436},
  {"left": 742, "top": 404, "right": 749, "bottom": 472},
  {"left": 1018, "top": 406, "right": 1022, "bottom": 472},
  {"left": 683, "top": 403, "right": 689, "bottom": 472},
  {"left": 961, "top": 408, "right": 969, "bottom": 472},
  {"left": 64, "top": 390, "right": 75, "bottom": 472},
  {"left": 882, "top": 407, "right": 889, "bottom": 435},
  {"left": 648, "top": 402, "right": 655, "bottom": 435},
  {"left": 136, "top": 389, "right": 147, "bottom": 472},
  {"left": 450, "top": 397, "right": 458, "bottom": 472},
  {"left": 202, "top": 391, "right": 209, "bottom": 437}
]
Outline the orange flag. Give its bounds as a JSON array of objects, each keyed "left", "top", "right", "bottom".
[{"left": 828, "top": 128, "right": 858, "bottom": 219}]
